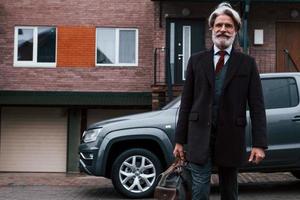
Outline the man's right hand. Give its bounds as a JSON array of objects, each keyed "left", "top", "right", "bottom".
[{"left": 173, "top": 143, "right": 185, "bottom": 160}]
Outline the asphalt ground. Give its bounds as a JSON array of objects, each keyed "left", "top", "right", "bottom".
[{"left": 0, "top": 172, "right": 299, "bottom": 200}]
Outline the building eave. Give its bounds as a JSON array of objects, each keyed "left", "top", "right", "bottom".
[{"left": 0, "top": 91, "right": 152, "bottom": 107}]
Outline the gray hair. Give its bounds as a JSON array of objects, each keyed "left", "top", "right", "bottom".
[{"left": 208, "top": 2, "right": 242, "bottom": 31}]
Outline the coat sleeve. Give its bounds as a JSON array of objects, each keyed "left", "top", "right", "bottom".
[
  {"left": 174, "top": 56, "right": 195, "bottom": 144},
  {"left": 248, "top": 58, "right": 268, "bottom": 149}
]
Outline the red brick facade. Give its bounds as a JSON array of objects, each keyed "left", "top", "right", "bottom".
[
  {"left": 0, "top": 0, "right": 300, "bottom": 95},
  {"left": 0, "top": 0, "right": 155, "bottom": 92},
  {"left": 153, "top": 2, "right": 300, "bottom": 75}
]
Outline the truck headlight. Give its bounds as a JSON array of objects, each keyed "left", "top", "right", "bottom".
[{"left": 82, "top": 128, "right": 103, "bottom": 143}]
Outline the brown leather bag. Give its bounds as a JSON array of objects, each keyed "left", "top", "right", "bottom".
[{"left": 154, "top": 158, "right": 192, "bottom": 200}]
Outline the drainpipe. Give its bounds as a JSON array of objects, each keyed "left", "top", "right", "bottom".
[{"left": 165, "top": 47, "right": 173, "bottom": 103}]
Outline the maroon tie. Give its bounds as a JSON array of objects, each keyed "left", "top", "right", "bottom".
[{"left": 215, "top": 51, "right": 226, "bottom": 74}]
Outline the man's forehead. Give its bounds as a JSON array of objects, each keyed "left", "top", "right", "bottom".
[
  {"left": 214, "top": 14, "right": 235, "bottom": 23},
  {"left": 215, "top": 14, "right": 233, "bottom": 23}
]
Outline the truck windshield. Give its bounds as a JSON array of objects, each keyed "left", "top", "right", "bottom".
[{"left": 162, "top": 96, "right": 181, "bottom": 110}]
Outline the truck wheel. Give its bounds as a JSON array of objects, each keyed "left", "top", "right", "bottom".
[
  {"left": 111, "top": 148, "right": 162, "bottom": 198},
  {"left": 291, "top": 171, "right": 300, "bottom": 179}
]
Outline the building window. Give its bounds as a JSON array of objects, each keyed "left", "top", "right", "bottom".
[
  {"left": 14, "top": 26, "right": 56, "bottom": 67},
  {"left": 96, "top": 28, "right": 138, "bottom": 66}
]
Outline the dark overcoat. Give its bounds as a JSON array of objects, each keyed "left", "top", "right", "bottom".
[{"left": 174, "top": 48, "right": 267, "bottom": 167}]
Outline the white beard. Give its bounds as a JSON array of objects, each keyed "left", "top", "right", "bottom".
[{"left": 212, "top": 31, "right": 236, "bottom": 49}]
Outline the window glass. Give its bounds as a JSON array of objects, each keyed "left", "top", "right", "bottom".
[
  {"left": 119, "top": 30, "right": 135, "bottom": 63},
  {"left": 97, "top": 28, "right": 115, "bottom": 64},
  {"left": 37, "top": 27, "right": 56, "bottom": 62},
  {"left": 15, "top": 26, "right": 56, "bottom": 67},
  {"left": 182, "top": 26, "right": 191, "bottom": 80},
  {"left": 261, "top": 78, "right": 299, "bottom": 109},
  {"left": 170, "top": 23, "right": 175, "bottom": 84},
  {"left": 17, "top": 28, "right": 33, "bottom": 61},
  {"left": 96, "top": 28, "right": 137, "bottom": 65},
  {"left": 289, "top": 78, "right": 299, "bottom": 106}
]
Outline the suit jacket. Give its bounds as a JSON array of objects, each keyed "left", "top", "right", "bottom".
[{"left": 174, "top": 48, "right": 267, "bottom": 167}]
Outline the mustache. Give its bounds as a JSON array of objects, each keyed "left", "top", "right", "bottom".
[{"left": 215, "top": 33, "right": 231, "bottom": 38}]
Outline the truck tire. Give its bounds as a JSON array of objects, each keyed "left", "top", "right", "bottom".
[
  {"left": 111, "top": 148, "right": 162, "bottom": 198},
  {"left": 291, "top": 171, "right": 300, "bottom": 179}
]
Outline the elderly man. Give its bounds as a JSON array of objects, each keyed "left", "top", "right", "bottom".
[{"left": 173, "top": 2, "right": 267, "bottom": 200}]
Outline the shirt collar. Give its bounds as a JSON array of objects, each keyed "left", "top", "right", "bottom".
[{"left": 214, "top": 45, "right": 232, "bottom": 55}]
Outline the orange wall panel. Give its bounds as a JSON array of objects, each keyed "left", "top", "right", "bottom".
[{"left": 57, "top": 26, "right": 95, "bottom": 67}]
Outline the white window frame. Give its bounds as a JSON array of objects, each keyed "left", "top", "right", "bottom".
[
  {"left": 14, "top": 26, "right": 57, "bottom": 68},
  {"left": 95, "top": 28, "right": 138, "bottom": 67}
]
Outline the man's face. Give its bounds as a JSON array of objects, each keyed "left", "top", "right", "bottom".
[{"left": 212, "top": 14, "right": 237, "bottom": 50}]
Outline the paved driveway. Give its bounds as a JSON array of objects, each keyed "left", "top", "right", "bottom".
[{"left": 0, "top": 172, "right": 299, "bottom": 199}]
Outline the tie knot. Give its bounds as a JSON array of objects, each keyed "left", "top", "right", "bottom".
[{"left": 218, "top": 51, "right": 226, "bottom": 57}]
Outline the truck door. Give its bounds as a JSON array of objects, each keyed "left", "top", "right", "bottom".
[{"left": 260, "top": 77, "right": 300, "bottom": 166}]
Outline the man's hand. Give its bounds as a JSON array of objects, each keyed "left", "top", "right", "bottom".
[
  {"left": 173, "top": 143, "right": 185, "bottom": 161},
  {"left": 248, "top": 147, "right": 265, "bottom": 164}
]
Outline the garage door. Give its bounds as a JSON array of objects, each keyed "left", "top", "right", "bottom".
[{"left": 0, "top": 107, "right": 67, "bottom": 172}]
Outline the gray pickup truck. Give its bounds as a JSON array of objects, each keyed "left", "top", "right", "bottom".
[{"left": 79, "top": 73, "right": 300, "bottom": 198}]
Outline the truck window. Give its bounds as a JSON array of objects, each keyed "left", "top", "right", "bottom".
[{"left": 261, "top": 77, "right": 299, "bottom": 109}]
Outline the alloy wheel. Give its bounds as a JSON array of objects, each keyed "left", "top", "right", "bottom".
[{"left": 119, "top": 155, "right": 156, "bottom": 193}]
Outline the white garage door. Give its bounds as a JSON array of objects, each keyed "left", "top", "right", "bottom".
[{"left": 0, "top": 107, "right": 67, "bottom": 172}]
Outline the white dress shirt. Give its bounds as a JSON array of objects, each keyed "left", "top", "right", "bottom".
[{"left": 213, "top": 45, "right": 232, "bottom": 70}]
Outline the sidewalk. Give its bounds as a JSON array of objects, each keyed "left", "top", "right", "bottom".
[
  {"left": 0, "top": 173, "right": 112, "bottom": 187},
  {"left": 0, "top": 172, "right": 298, "bottom": 187}
]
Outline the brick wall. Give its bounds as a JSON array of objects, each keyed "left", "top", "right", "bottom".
[
  {"left": 1, "top": 1, "right": 300, "bottom": 94},
  {"left": 248, "top": 3, "right": 300, "bottom": 73},
  {"left": 153, "top": 2, "right": 300, "bottom": 76},
  {"left": 0, "top": 0, "right": 155, "bottom": 92}
]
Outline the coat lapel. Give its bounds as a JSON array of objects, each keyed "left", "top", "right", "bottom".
[
  {"left": 223, "top": 49, "right": 242, "bottom": 89},
  {"left": 202, "top": 49, "right": 214, "bottom": 87}
]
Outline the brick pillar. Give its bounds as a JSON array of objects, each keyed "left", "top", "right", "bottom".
[
  {"left": 67, "top": 108, "right": 82, "bottom": 173},
  {"left": 151, "top": 84, "right": 167, "bottom": 110}
]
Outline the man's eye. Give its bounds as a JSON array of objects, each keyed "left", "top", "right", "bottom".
[
  {"left": 214, "top": 23, "right": 234, "bottom": 30},
  {"left": 225, "top": 24, "right": 233, "bottom": 29}
]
